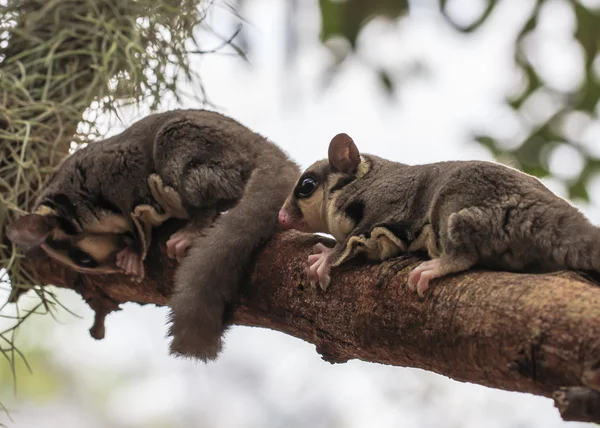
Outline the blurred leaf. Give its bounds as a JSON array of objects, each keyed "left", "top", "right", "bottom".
[
  {"left": 501, "top": 2, "right": 600, "bottom": 201},
  {"left": 574, "top": 2, "right": 600, "bottom": 67},
  {"left": 474, "top": 135, "right": 502, "bottom": 156},
  {"left": 516, "top": 126, "right": 559, "bottom": 166},
  {"left": 569, "top": 177, "right": 590, "bottom": 200},
  {"left": 378, "top": 68, "right": 394, "bottom": 94},
  {"left": 507, "top": 62, "right": 542, "bottom": 109},
  {"left": 576, "top": 76, "right": 600, "bottom": 112},
  {"left": 439, "top": 0, "right": 498, "bottom": 32},
  {"left": 473, "top": 1, "right": 600, "bottom": 201},
  {"left": 516, "top": 0, "right": 543, "bottom": 40},
  {"left": 0, "top": 349, "right": 59, "bottom": 401},
  {"left": 520, "top": 164, "right": 550, "bottom": 179},
  {"left": 313, "top": 0, "right": 600, "bottom": 200},
  {"left": 570, "top": 158, "right": 600, "bottom": 200},
  {"left": 318, "top": 0, "right": 408, "bottom": 49}
]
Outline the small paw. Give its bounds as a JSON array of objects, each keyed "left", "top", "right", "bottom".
[
  {"left": 407, "top": 259, "right": 440, "bottom": 297},
  {"left": 116, "top": 246, "right": 145, "bottom": 282},
  {"left": 167, "top": 229, "right": 198, "bottom": 263},
  {"left": 307, "top": 243, "right": 334, "bottom": 291}
]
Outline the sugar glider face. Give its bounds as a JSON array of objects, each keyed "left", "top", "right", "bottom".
[
  {"left": 7, "top": 198, "right": 134, "bottom": 275},
  {"left": 278, "top": 160, "right": 331, "bottom": 233},
  {"left": 278, "top": 133, "right": 369, "bottom": 240}
]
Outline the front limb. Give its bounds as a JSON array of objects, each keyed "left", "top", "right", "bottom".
[
  {"left": 407, "top": 209, "right": 482, "bottom": 297},
  {"left": 124, "top": 174, "right": 189, "bottom": 279},
  {"left": 166, "top": 209, "right": 218, "bottom": 262},
  {"left": 116, "top": 244, "right": 144, "bottom": 281},
  {"left": 306, "top": 230, "right": 370, "bottom": 291},
  {"left": 307, "top": 226, "right": 408, "bottom": 290},
  {"left": 307, "top": 242, "right": 344, "bottom": 291}
]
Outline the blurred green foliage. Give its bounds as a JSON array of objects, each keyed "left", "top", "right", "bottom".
[
  {"left": 317, "top": 0, "right": 600, "bottom": 201},
  {"left": 319, "top": 0, "right": 408, "bottom": 48},
  {"left": 0, "top": 348, "right": 59, "bottom": 402}
]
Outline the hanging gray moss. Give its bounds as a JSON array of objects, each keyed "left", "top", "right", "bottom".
[{"left": 0, "top": 0, "right": 212, "bottom": 401}]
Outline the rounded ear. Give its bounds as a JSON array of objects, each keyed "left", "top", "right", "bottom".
[
  {"left": 328, "top": 133, "right": 361, "bottom": 174},
  {"left": 6, "top": 214, "right": 55, "bottom": 247}
]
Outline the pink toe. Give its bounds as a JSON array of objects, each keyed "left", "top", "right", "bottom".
[
  {"left": 408, "top": 270, "right": 421, "bottom": 290},
  {"left": 313, "top": 243, "right": 331, "bottom": 254},
  {"left": 417, "top": 272, "right": 433, "bottom": 297},
  {"left": 308, "top": 254, "right": 321, "bottom": 264}
]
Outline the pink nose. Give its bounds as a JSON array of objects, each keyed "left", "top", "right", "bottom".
[{"left": 278, "top": 209, "right": 294, "bottom": 230}]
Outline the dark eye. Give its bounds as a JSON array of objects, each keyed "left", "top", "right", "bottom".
[
  {"left": 69, "top": 248, "right": 98, "bottom": 268},
  {"left": 296, "top": 177, "right": 317, "bottom": 198}
]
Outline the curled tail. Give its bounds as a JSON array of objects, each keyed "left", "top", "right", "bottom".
[{"left": 167, "top": 153, "right": 299, "bottom": 361}]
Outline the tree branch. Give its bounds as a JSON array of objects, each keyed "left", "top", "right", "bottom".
[{"left": 17, "top": 228, "right": 600, "bottom": 424}]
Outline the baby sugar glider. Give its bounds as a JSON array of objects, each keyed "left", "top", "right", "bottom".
[
  {"left": 7, "top": 109, "right": 299, "bottom": 361},
  {"left": 278, "top": 133, "right": 600, "bottom": 296}
]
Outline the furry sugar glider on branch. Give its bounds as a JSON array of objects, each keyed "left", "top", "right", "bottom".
[
  {"left": 7, "top": 109, "right": 299, "bottom": 361},
  {"left": 278, "top": 133, "right": 600, "bottom": 296}
]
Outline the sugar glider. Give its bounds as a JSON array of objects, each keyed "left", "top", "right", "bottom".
[
  {"left": 7, "top": 109, "right": 300, "bottom": 361},
  {"left": 278, "top": 133, "right": 600, "bottom": 296}
]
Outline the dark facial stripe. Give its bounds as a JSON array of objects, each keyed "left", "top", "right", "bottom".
[
  {"left": 46, "top": 239, "right": 71, "bottom": 250},
  {"left": 55, "top": 217, "right": 78, "bottom": 235},
  {"left": 330, "top": 176, "right": 355, "bottom": 194},
  {"left": 41, "top": 194, "right": 80, "bottom": 233},
  {"left": 345, "top": 201, "right": 364, "bottom": 225},
  {"left": 43, "top": 194, "right": 77, "bottom": 219},
  {"left": 47, "top": 238, "right": 98, "bottom": 268},
  {"left": 68, "top": 247, "right": 98, "bottom": 268}
]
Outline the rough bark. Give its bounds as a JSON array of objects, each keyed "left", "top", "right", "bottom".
[{"left": 19, "top": 226, "right": 600, "bottom": 424}]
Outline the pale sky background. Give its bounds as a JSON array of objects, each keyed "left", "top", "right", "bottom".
[{"left": 1, "top": 0, "right": 598, "bottom": 427}]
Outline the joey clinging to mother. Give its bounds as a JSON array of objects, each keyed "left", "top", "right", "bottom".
[
  {"left": 6, "top": 109, "right": 244, "bottom": 281},
  {"left": 7, "top": 109, "right": 300, "bottom": 362},
  {"left": 278, "top": 133, "right": 600, "bottom": 296}
]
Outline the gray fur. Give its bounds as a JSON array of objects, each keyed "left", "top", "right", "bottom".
[
  {"left": 170, "top": 146, "right": 299, "bottom": 360},
  {"left": 11, "top": 109, "right": 300, "bottom": 360},
  {"left": 331, "top": 156, "right": 600, "bottom": 273},
  {"left": 281, "top": 134, "right": 600, "bottom": 294}
]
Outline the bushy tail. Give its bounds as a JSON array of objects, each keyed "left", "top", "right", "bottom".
[
  {"left": 528, "top": 200, "right": 600, "bottom": 273},
  {"left": 551, "top": 223, "right": 600, "bottom": 273},
  {"left": 167, "top": 155, "right": 298, "bottom": 361}
]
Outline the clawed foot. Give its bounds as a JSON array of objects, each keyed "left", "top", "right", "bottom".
[
  {"left": 407, "top": 259, "right": 441, "bottom": 297},
  {"left": 116, "top": 246, "right": 145, "bottom": 282},
  {"left": 167, "top": 228, "right": 199, "bottom": 263},
  {"left": 307, "top": 243, "right": 334, "bottom": 291}
]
